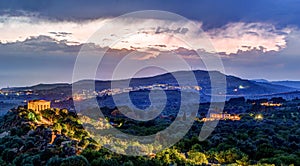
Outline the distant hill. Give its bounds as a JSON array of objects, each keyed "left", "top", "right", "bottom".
[
  {"left": 73, "top": 70, "right": 297, "bottom": 97},
  {"left": 271, "top": 81, "right": 300, "bottom": 90},
  {"left": 1, "top": 83, "right": 70, "bottom": 91},
  {"left": 251, "top": 79, "right": 269, "bottom": 83},
  {"left": 2, "top": 70, "right": 297, "bottom": 99},
  {"left": 250, "top": 90, "right": 300, "bottom": 100}
]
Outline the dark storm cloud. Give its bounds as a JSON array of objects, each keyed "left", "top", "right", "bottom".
[
  {"left": 1, "top": 0, "right": 300, "bottom": 29},
  {"left": 0, "top": 35, "right": 82, "bottom": 54},
  {"left": 1, "top": 0, "right": 300, "bottom": 87}
]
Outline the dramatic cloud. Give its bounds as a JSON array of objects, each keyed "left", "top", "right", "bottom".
[
  {"left": 0, "top": 15, "right": 293, "bottom": 56},
  {"left": 0, "top": 15, "right": 107, "bottom": 44},
  {"left": 0, "top": 35, "right": 83, "bottom": 55},
  {"left": 1, "top": 0, "right": 300, "bottom": 29},
  {"left": 0, "top": 0, "right": 300, "bottom": 87},
  {"left": 208, "top": 23, "right": 292, "bottom": 54}
]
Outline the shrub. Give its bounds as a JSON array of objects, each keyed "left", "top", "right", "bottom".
[
  {"left": 81, "top": 149, "right": 102, "bottom": 162},
  {"left": 61, "top": 155, "right": 89, "bottom": 166},
  {"left": 156, "top": 148, "right": 186, "bottom": 165},
  {"left": 0, "top": 158, "right": 8, "bottom": 166},
  {"left": 91, "top": 157, "right": 105, "bottom": 166},
  {"left": 123, "top": 160, "right": 134, "bottom": 166},
  {"left": 46, "top": 156, "right": 63, "bottom": 166},
  {"left": 27, "top": 112, "right": 37, "bottom": 122},
  {"left": 13, "top": 154, "right": 30, "bottom": 166},
  {"left": 187, "top": 151, "right": 208, "bottom": 165},
  {"left": 21, "top": 154, "right": 41, "bottom": 166},
  {"left": 2, "top": 149, "right": 17, "bottom": 163}
]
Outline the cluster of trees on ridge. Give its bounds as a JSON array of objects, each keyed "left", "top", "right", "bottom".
[{"left": 0, "top": 97, "right": 298, "bottom": 165}]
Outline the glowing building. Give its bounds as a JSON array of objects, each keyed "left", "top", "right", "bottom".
[{"left": 27, "top": 100, "right": 51, "bottom": 111}]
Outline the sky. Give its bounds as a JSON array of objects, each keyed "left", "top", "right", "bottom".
[{"left": 0, "top": 0, "right": 300, "bottom": 87}]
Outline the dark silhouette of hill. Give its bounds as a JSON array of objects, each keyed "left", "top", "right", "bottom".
[{"left": 2, "top": 70, "right": 297, "bottom": 98}]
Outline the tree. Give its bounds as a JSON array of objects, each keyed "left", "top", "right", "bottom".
[
  {"left": 256, "top": 143, "right": 275, "bottom": 159},
  {"left": 214, "top": 148, "right": 248, "bottom": 164},
  {"left": 228, "top": 97, "right": 246, "bottom": 104},
  {"left": 187, "top": 151, "right": 208, "bottom": 165},
  {"left": 156, "top": 148, "right": 186, "bottom": 165},
  {"left": 27, "top": 112, "right": 38, "bottom": 122},
  {"left": 61, "top": 155, "right": 90, "bottom": 166},
  {"left": 20, "top": 154, "right": 41, "bottom": 166},
  {"left": 191, "top": 144, "right": 203, "bottom": 152},
  {"left": 270, "top": 97, "right": 285, "bottom": 103},
  {"left": 46, "top": 156, "right": 63, "bottom": 166},
  {"left": 123, "top": 160, "right": 134, "bottom": 166},
  {"left": 91, "top": 158, "right": 119, "bottom": 166},
  {"left": 81, "top": 149, "right": 102, "bottom": 162},
  {"left": 91, "top": 157, "right": 105, "bottom": 166},
  {"left": 2, "top": 149, "right": 17, "bottom": 163}
]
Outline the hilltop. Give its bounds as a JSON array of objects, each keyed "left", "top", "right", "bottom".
[
  {"left": 0, "top": 106, "right": 96, "bottom": 165},
  {"left": 2, "top": 70, "right": 298, "bottom": 99},
  {"left": 0, "top": 97, "right": 299, "bottom": 165}
]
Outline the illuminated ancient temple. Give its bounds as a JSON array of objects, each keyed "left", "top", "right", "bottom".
[{"left": 27, "top": 100, "right": 51, "bottom": 111}]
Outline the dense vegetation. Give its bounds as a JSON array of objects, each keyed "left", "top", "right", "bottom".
[{"left": 0, "top": 97, "right": 299, "bottom": 165}]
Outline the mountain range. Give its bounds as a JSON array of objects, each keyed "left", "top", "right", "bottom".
[{"left": 2, "top": 70, "right": 300, "bottom": 100}]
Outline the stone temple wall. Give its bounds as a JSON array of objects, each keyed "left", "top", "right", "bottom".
[{"left": 28, "top": 100, "right": 51, "bottom": 111}]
